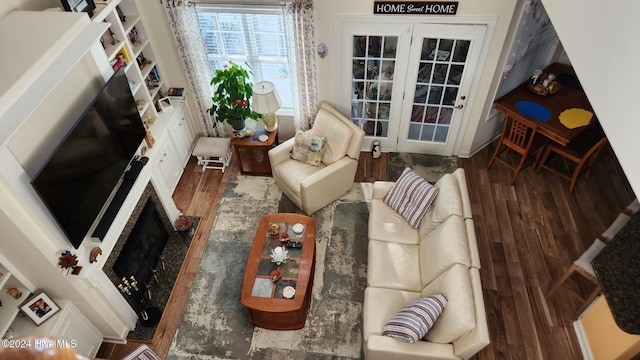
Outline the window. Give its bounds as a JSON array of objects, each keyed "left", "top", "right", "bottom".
[{"left": 196, "top": 6, "right": 293, "bottom": 113}]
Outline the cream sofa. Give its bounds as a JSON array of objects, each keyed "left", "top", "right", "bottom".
[
  {"left": 363, "top": 168, "right": 490, "bottom": 360},
  {"left": 269, "top": 102, "right": 365, "bottom": 215}
]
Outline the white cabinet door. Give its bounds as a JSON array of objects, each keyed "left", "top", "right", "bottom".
[
  {"left": 156, "top": 137, "right": 183, "bottom": 193},
  {"left": 49, "top": 303, "right": 103, "bottom": 358},
  {"left": 168, "top": 109, "right": 195, "bottom": 167},
  {"left": 10, "top": 301, "right": 103, "bottom": 358}
]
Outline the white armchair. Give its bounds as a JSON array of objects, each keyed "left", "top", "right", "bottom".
[{"left": 269, "top": 102, "right": 365, "bottom": 215}]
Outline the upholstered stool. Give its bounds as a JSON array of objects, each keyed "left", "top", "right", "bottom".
[{"left": 192, "top": 137, "right": 232, "bottom": 172}]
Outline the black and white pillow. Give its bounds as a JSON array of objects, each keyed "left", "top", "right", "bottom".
[
  {"left": 384, "top": 167, "right": 439, "bottom": 228},
  {"left": 382, "top": 294, "right": 448, "bottom": 343}
]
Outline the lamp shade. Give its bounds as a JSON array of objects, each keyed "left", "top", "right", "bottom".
[{"left": 252, "top": 81, "right": 282, "bottom": 114}]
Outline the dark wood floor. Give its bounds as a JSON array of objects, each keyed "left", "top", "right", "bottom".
[{"left": 97, "top": 144, "right": 635, "bottom": 359}]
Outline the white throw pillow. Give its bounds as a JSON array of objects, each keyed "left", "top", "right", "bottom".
[{"left": 290, "top": 130, "right": 327, "bottom": 166}]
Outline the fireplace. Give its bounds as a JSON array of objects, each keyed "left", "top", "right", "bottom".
[
  {"left": 113, "top": 199, "right": 169, "bottom": 308},
  {"left": 103, "top": 183, "right": 174, "bottom": 326}
]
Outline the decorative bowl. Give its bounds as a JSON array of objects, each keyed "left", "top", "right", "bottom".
[
  {"left": 292, "top": 223, "right": 304, "bottom": 234},
  {"left": 283, "top": 286, "right": 295, "bottom": 298}
]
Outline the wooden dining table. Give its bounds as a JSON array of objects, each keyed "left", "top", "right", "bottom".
[{"left": 494, "top": 62, "right": 597, "bottom": 146}]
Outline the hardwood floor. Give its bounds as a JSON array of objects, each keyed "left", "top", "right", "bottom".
[
  {"left": 465, "top": 142, "right": 634, "bottom": 359},
  {"left": 97, "top": 144, "right": 635, "bottom": 359}
]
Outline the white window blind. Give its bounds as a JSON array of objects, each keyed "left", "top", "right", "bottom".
[{"left": 196, "top": 5, "right": 293, "bottom": 112}]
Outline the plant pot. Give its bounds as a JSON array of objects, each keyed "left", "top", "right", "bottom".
[
  {"left": 231, "top": 117, "right": 246, "bottom": 131},
  {"left": 179, "top": 226, "right": 195, "bottom": 239}
]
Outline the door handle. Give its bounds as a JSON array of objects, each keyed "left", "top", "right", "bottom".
[{"left": 455, "top": 104, "right": 464, "bottom": 109}]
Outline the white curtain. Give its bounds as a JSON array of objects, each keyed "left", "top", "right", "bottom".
[
  {"left": 502, "top": 0, "right": 552, "bottom": 76},
  {"left": 162, "top": 1, "right": 226, "bottom": 137},
  {"left": 284, "top": 0, "right": 318, "bottom": 130}
]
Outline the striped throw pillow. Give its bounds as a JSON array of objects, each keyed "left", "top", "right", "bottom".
[
  {"left": 382, "top": 294, "right": 448, "bottom": 343},
  {"left": 384, "top": 167, "right": 439, "bottom": 228}
]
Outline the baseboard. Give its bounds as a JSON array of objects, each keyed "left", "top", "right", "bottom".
[{"left": 573, "top": 319, "right": 593, "bottom": 360}]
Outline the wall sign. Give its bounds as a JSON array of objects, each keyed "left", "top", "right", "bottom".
[{"left": 374, "top": 1, "right": 458, "bottom": 15}]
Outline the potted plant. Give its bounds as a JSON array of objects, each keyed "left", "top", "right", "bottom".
[
  {"left": 175, "top": 216, "right": 194, "bottom": 238},
  {"left": 209, "top": 61, "right": 261, "bottom": 130}
]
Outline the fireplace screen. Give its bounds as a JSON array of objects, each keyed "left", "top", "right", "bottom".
[{"left": 113, "top": 200, "right": 169, "bottom": 309}]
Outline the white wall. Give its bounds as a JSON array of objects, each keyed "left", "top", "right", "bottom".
[
  {"left": 313, "top": 0, "right": 518, "bottom": 156},
  {"left": 541, "top": 0, "right": 639, "bottom": 197},
  {"left": 1, "top": 0, "right": 57, "bottom": 13}
]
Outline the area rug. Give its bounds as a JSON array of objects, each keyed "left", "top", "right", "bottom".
[
  {"left": 387, "top": 152, "right": 458, "bottom": 182},
  {"left": 168, "top": 175, "right": 372, "bottom": 360}
]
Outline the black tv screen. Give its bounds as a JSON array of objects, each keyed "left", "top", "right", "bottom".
[{"left": 31, "top": 68, "right": 146, "bottom": 249}]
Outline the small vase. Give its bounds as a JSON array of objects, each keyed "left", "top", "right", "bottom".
[{"left": 231, "top": 117, "right": 245, "bottom": 131}]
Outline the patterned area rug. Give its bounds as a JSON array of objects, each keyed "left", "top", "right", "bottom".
[
  {"left": 168, "top": 175, "right": 372, "bottom": 359},
  {"left": 387, "top": 152, "right": 458, "bottom": 183}
]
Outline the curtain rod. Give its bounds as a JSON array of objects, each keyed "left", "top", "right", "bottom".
[
  {"left": 186, "top": 0, "right": 284, "bottom": 6},
  {"left": 160, "top": 0, "right": 285, "bottom": 7}
]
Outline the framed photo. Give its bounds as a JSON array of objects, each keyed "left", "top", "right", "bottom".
[
  {"left": 20, "top": 292, "right": 60, "bottom": 326},
  {"left": 167, "top": 87, "right": 186, "bottom": 100},
  {"left": 60, "top": 0, "right": 97, "bottom": 17},
  {"left": 157, "top": 97, "right": 173, "bottom": 112}
]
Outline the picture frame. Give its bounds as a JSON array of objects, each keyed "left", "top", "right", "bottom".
[
  {"left": 157, "top": 97, "right": 173, "bottom": 112},
  {"left": 167, "top": 87, "right": 186, "bottom": 100},
  {"left": 60, "top": 0, "right": 97, "bottom": 17},
  {"left": 20, "top": 292, "right": 60, "bottom": 326}
]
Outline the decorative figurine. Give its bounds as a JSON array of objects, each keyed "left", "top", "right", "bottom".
[
  {"left": 89, "top": 247, "right": 102, "bottom": 263},
  {"left": 6, "top": 287, "right": 22, "bottom": 300},
  {"left": 371, "top": 140, "right": 381, "bottom": 159},
  {"left": 59, "top": 251, "right": 78, "bottom": 269},
  {"left": 268, "top": 223, "right": 281, "bottom": 236}
]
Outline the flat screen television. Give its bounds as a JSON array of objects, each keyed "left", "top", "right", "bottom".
[{"left": 31, "top": 68, "right": 146, "bottom": 249}]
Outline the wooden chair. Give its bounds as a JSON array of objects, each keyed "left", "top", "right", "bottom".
[
  {"left": 486, "top": 114, "right": 545, "bottom": 185},
  {"left": 545, "top": 238, "right": 605, "bottom": 319},
  {"left": 535, "top": 130, "right": 608, "bottom": 193},
  {"left": 545, "top": 199, "right": 639, "bottom": 318}
]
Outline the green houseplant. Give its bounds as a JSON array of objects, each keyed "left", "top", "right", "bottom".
[{"left": 209, "top": 61, "right": 260, "bottom": 130}]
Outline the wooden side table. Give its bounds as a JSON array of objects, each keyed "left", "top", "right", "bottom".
[{"left": 231, "top": 127, "right": 278, "bottom": 175}]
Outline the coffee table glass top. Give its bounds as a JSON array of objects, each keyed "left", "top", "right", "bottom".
[{"left": 250, "top": 221, "right": 308, "bottom": 299}]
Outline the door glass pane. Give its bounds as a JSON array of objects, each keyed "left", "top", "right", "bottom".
[
  {"left": 351, "top": 35, "right": 398, "bottom": 138},
  {"left": 407, "top": 37, "right": 470, "bottom": 144},
  {"left": 452, "top": 40, "right": 470, "bottom": 62}
]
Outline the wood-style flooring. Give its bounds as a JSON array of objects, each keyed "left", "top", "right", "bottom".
[{"left": 97, "top": 143, "right": 635, "bottom": 360}]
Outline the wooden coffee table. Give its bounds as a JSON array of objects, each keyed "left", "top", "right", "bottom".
[{"left": 241, "top": 213, "right": 315, "bottom": 330}]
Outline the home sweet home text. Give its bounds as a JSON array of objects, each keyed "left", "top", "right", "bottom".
[{"left": 374, "top": 1, "right": 458, "bottom": 15}]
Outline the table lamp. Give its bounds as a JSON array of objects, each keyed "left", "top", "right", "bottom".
[{"left": 252, "top": 81, "right": 282, "bottom": 132}]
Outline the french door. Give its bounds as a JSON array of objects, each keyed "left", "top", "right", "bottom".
[{"left": 336, "top": 19, "right": 487, "bottom": 155}]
